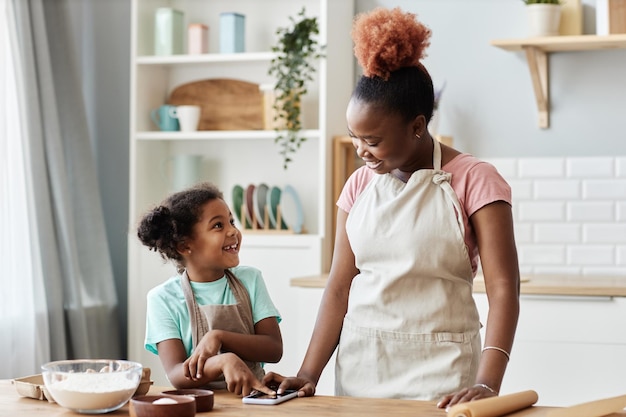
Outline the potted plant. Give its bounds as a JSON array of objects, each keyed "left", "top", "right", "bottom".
[
  {"left": 522, "top": 0, "right": 562, "bottom": 37},
  {"left": 267, "top": 8, "right": 324, "bottom": 169}
]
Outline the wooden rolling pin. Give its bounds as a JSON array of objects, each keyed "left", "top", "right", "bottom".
[{"left": 447, "top": 390, "right": 539, "bottom": 417}]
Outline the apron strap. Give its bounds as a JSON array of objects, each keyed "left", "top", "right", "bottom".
[
  {"left": 224, "top": 269, "right": 256, "bottom": 335},
  {"left": 432, "top": 137, "right": 442, "bottom": 170},
  {"left": 181, "top": 269, "right": 256, "bottom": 350},
  {"left": 180, "top": 270, "right": 208, "bottom": 350},
  {"left": 431, "top": 139, "right": 466, "bottom": 241}
]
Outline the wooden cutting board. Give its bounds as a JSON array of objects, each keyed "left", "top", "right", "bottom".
[{"left": 168, "top": 78, "right": 264, "bottom": 130}]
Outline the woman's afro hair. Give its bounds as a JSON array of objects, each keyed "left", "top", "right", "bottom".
[{"left": 351, "top": 7, "right": 432, "bottom": 80}]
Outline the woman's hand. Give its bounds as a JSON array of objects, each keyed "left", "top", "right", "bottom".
[
  {"left": 436, "top": 384, "right": 498, "bottom": 409},
  {"left": 183, "top": 330, "right": 222, "bottom": 380},
  {"left": 262, "top": 371, "right": 316, "bottom": 397},
  {"left": 220, "top": 353, "right": 275, "bottom": 397}
]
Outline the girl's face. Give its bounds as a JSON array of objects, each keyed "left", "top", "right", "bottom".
[
  {"left": 185, "top": 198, "right": 242, "bottom": 280},
  {"left": 346, "top": 98, "right": 426, "bottom": 175}
]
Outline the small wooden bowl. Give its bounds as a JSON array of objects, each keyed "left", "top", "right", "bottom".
[
  {"left": 130, "top": 395, "right": 195, "bottom": 417},
  {"left": 162, "top": 389, "right": 214, "bottom": 412}
]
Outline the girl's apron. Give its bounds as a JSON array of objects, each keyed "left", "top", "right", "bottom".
[
  {"left": 336, "top": 139, "right": 481, "bottom": 400},
  {"left": 181, "top": 269, "right": 265, "bottom": 389}
]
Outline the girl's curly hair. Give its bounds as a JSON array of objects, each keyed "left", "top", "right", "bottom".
[
  {"left": 350, "top": 7, "right": 435, "bottom": 123},
  {"left": 136, "top": 182, "right": 223, "bottom": 273}
]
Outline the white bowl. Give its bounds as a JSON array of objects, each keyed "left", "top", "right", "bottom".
[{"left": 41, "top": 359, "right": 142, "bottom": 414}]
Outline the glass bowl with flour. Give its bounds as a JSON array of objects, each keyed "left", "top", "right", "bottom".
[{"left": 41, "top": 359, "right": 142, "bottom": 414}]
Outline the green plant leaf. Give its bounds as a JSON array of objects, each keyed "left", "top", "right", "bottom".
[{"left": 267, "top": 7, "right": 324, "bottom": 170}]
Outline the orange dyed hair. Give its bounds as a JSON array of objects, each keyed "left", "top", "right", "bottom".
[{"left": 351, "top": 7, "right": 432, "bottom": 80}]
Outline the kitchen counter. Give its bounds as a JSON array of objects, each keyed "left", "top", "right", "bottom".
[
  {"left": 290, "top": 273, "right": 626, "bottom": 297},
  {"left": 0, "top": 380, "right": 597, "bottom": 417},
  {"left": 3, "top": 380, "right": 626, "bottom": 417}
]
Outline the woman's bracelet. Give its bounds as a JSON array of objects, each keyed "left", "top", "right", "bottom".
[
  {"left": 473, "top": 383, "right": 498, "bottom": 395},
  {"left": 482, "top": 345, "right": 510, "bottom": 361}
]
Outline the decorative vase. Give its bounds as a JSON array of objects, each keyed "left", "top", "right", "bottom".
[
  {"left": 559, "top": 0, "right": 582, "bottom": 35},
  {"left": 526, "top": 4, "right": 562, "bottom": 37}
]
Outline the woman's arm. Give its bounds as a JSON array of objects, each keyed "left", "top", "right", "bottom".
[
  {"left": 438, "top": 200, "right": 520, "bottom": 407},
  {"left": 472, "top": 201, "right": 520, "bottom": 391},
  {"left": 265, "top": 208, "right": 359, "bottom": 396}
]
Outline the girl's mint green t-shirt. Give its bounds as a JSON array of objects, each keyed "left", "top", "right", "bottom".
[{"left": 144, "top": 265, "right": 281, "bottom": 356}]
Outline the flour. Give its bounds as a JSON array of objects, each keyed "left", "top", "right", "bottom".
[
  {"left": 152, "top": 397, "right": 178, "bottom": 405},
  {"left": 46, "top": 372, "right": 138, "bottom": 411}
]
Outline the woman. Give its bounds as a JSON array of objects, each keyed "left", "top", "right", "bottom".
[{"left": 263, "top": 7, "right": 520, "bottom": 408}]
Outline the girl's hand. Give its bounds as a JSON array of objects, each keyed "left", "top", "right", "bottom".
[
  {"left": 437, "top": 384, "right": 498, "bottom": 409},
  {"left": 220, "top": 353, "right": 275, "bottom": 397},
  {"left": 262, "top": 371, "right": 316, "bottom": 397},
  {"left": 183, "top": 330, "right": 222, "bottom": 380}
]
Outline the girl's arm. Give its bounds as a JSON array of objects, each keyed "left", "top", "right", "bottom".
[
  {"left": 183, "top": 316, "right": 282, "bottom": 382},
  {"left": 438, "top": 200, "right": 520, "bottom": 407},
  {"left": 192, "top": 316, "right": 282, "bottom": 364},
  {"left": 156, "top": 338, "right": 275, "bottom": 396}
]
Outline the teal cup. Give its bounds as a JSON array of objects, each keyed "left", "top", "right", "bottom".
[{"left": 150, "top": 105, "right": 179, "bottom": 131}]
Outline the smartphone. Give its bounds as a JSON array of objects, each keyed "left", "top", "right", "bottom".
[{"left": 242, "top": 389, "right": 299, "bottom": 405}]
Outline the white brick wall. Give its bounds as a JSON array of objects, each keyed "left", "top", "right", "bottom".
[{"left": 485, "top": 157, "right": 626, "bottom": 275}]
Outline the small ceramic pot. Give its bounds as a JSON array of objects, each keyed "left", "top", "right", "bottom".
[
  {"left": 162, "top": 389, "right": 214, "bottom": 412},
  {"left": 130, "top": 394, "right": 196, "bottom": 417}
]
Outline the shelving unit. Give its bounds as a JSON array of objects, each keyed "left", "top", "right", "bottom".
[
  {"left": 491, "top": 34, "right": 626, "bottom": 128},
  {"left": 127, "top": 0, "right": 355, "bottom": 386}
]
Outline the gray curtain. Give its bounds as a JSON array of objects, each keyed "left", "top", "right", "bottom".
[{"left": 12, "top": 0, "right": 121, "bottom": 361}]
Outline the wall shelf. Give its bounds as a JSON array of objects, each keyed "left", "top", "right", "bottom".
[
  {"left": 135, "top": 129, "right": 320, "bottom": 141},
  {"left": 136, "top": 52, "right": 276, "bottom": 66},
  {"left": 491, "top": 34, "right": 626, "bottom": 128}
]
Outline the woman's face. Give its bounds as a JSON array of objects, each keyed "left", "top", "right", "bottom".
[
  {"left": 346, "top": 98, "right": 423, "bottom": 175},
  {"left": 186, "top": 198, "right": 242, "bottom": 279}
]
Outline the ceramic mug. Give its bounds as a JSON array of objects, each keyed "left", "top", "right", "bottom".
[
  {"left": 163, "top": 154, "right": 203, "bottom": 192},
  {"left": 150, "top": 105, "right": 179, "bottom": 131},
  {"left": 176, "top": 105, "right": 202, "bottom": 132}
]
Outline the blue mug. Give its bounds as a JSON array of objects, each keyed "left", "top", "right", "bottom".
[{"left": 150, "top": 105, "right": 179, "bottom": 131}]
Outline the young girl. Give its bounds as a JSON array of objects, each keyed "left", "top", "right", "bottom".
[{"left": 137, "top": 182, "right": 282, "bottom": 396}]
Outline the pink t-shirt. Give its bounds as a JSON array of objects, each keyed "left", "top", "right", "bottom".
[{"left": 337, "top": 154, "right": 512, "bottom": 274}]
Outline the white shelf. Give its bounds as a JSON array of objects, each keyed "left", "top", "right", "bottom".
[
  {"left": 136, "top": 52, "right": 276, "bottom": 66},
  {"left": 135, "top": 129, "right": 321, "bottom": 141}
]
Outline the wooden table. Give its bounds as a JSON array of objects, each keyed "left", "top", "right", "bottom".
[{"left": 3, "top": 380, "right": 626, "bottom": 417}]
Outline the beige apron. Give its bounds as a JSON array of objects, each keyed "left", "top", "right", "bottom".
[
  {"left": 181, "top": 269, "right": 265, "bottom": 389},
  {"left": 336, "top": 139, "right": 481, "bottom": 400}
]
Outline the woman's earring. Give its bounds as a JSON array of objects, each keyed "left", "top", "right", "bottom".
[
  {"left": 415, "top": 133, "right": 421, "bottom": 139},
  {"left": 188, "top": 250, "right": 191, "bottom": 254}
]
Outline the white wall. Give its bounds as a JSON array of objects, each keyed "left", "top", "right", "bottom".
[{"left": 356, "top": 0, "right": 626, "bottom": 157}]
